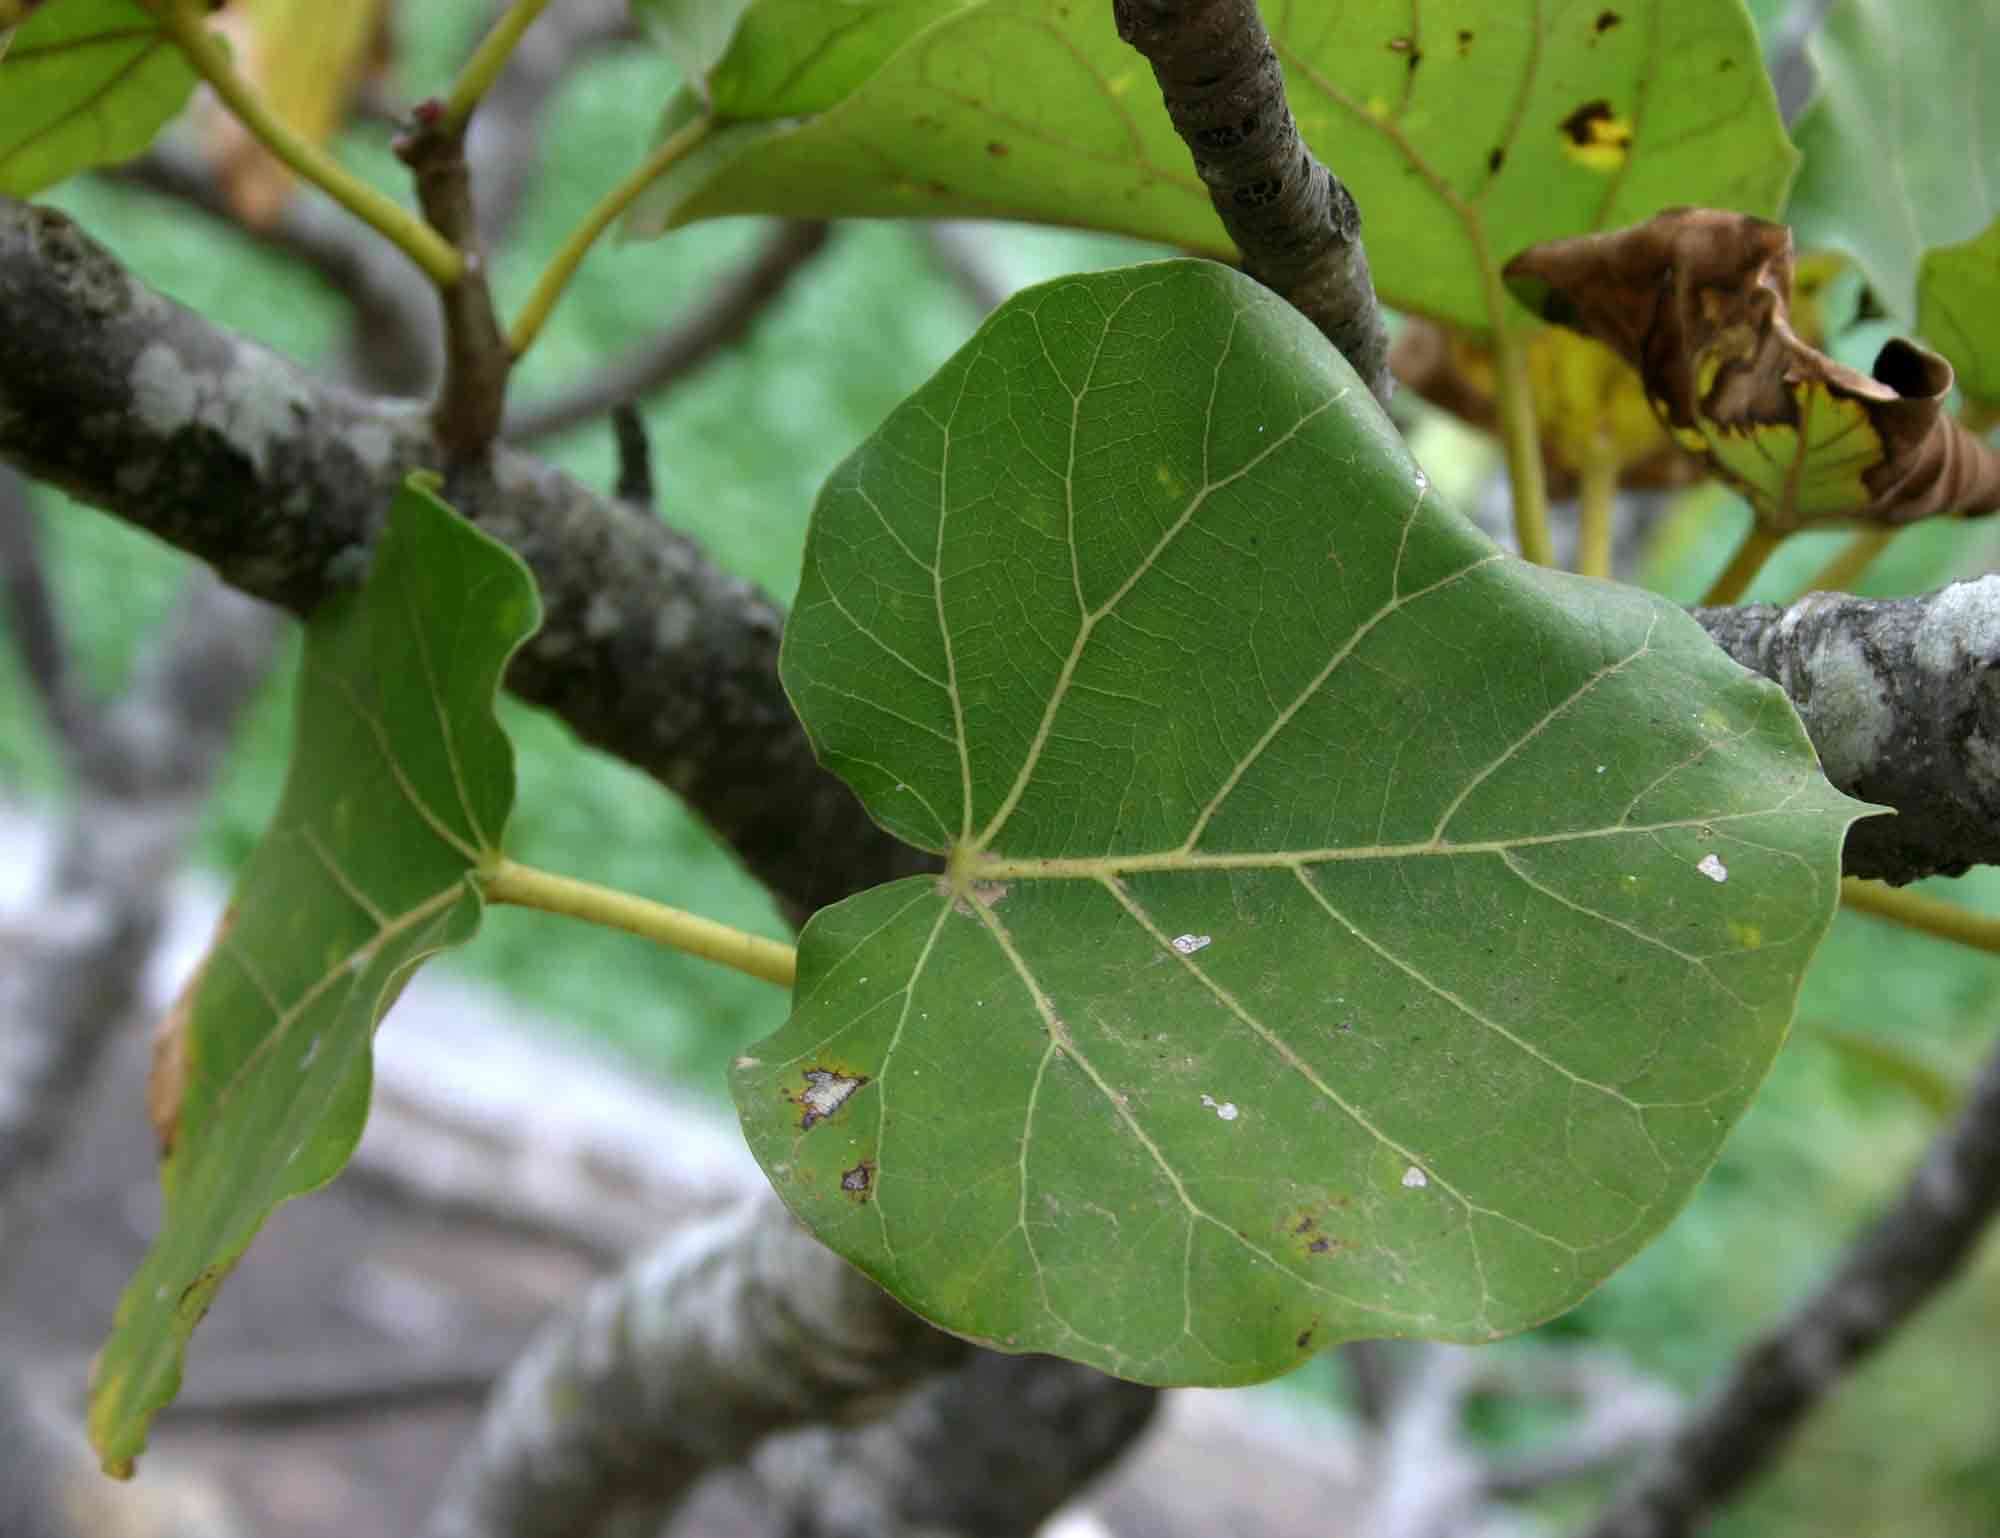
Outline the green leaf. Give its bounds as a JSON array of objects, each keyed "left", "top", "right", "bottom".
[
  {"left": 631, "top": 0, "right": 757, "bottom": 104},
  {"left": 629, "top": 0, "right": 1794, "bottom": 331},
  {"left": 1788, "top": 0, "right": 2000, "bottom": 326},
  {"left": 732, "top": 261, "right": 1868, "bottom": 1387},
  {"left": 0, "top": 0, "right": 198, "bottom": 197},
  {"left": 1919, "top": 218, "right": 2000, "bottom": 408},
  {"left": 89, "top": 477, "right": 540, "bottom": 1476}
]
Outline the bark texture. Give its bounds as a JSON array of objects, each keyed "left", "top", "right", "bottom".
[
  {"left": 420, "top": 1193, "right": 966, "bottom": 1538},
  {"left": 1695, "top": 580, "right": 2000, "bottom": 883},
  {"left": 0, "top": 196, "right": 930, "bottom": 922},
  {"left": 1113, "top": 0, "right": 1393, "bottom": 406}
]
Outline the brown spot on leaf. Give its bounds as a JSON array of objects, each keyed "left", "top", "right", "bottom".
[
  {"left": 1296, "top": 1326, "right": 1315, "bottom": 1349},
  {"left": 1308, "top": 1236, "right": 1333, "bottom": 1254},
  {"left": 1488, "top": 147, "right": 1505, "bottom": 174},
  {"left": 1595, "top": 10, "right": 1622, "bottom": 32},
  {"left": 841, "top": 1160, "right": 875, "bottom": 1200},
  {"left": 986, "top": 140, "right": 1009, "bottom": 157},
  {"left": 1557, "top": 100, "right": 1632, "bottom": 169},
  {"left": 1457, "top": 28, "right": 1474, "bottom": 53}
]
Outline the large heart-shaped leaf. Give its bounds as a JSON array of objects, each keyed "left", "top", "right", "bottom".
[
  {"left": 90, "top": 478, "right": 539, "bottom": 1475},
  {"left": 630, "top": 0, "right": 1794, "bottom": 331},
  {"left": 0, "top": 0, "right": 197, "bottom": 197},
  {"left": 1788, "top": 0, "right": 1999, "bottom": 327},
  {"left": 732, "top": 261, "right": 1867, "bottom": 1387}
]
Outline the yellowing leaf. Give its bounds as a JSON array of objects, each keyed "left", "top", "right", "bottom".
[{"left": 202, "top": 0, "right": 390, "bottom": 225}]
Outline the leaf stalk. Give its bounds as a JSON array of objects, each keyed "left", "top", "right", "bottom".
[
  {"left": 482, "top": 858, "right": 797, "bottom": 988},
  {"left": 507, "top": 116, "right": 715, "bottom": 360},
  {"left": 1841, "top": 877, "right": 2000, "bottom": 954},
  {"left": 1700, "top": 525, "right": 1781, "bottom": 606},
  {"left": 441, "top": 0, "right": 555, "bottom": 132},
  {"left": 154, "top": 1, "right": 464, "bottom": 289}
]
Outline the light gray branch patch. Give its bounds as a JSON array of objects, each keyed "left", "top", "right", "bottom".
[
  {"left": 1914, "top": 576, "right": 2000, "bottom": 680},
  {"left": 1796, "top": 622, "right": 1895, "bottom": 786},
  {"left": 128, "top": 338, "right": 312, "bottom": 478}
]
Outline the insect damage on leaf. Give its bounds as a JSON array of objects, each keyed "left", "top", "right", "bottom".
[{"left": 1504, "top": 208, "right": 2000, "bottom": 532}]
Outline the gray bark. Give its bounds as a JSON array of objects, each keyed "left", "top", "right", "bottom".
[
  {"left": 1695, "top": 580, "right": 2000, "bottom": 884},
  {"left": 421, "top": 1193, "right": 966, "bottom": 1538},
  {"left": 0, "top": 196, "right": 931, "bottom": 923}
]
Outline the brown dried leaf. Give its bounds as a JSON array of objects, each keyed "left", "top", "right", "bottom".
[
  {"left": 1504, "top": 208, "right": 2000, "bottom": 533},
  {"left": 148, "top": 904, "right": 235, "bottom": 1159}
]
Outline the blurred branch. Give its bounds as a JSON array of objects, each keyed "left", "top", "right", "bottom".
[
  {"left": 0, "top": 570, "right": 280, "bottom": 1223},
  {"left": 923, "top": 222, "right": 1013, "bottom": 317},
  {"left": 113, "top": 139, "right": 442, "bottom": 396},
  {"left": 420, "top": 1192, "right": 965, "bottom": 1538},
  {"left": 1583, "top": 1029, "right": 2000, "bottom": 1538},
  {"left": 0, "top": 467, "right": 89, "bottom": 752},
  {"left": 747, "top": 1354, "right": 1158, "bottom": 1538},
  {"left": 1111, "top": 0, "right": 1393, "bottom": 406},
  {"left": 1765, "top": 0, "right": 1833, "bottom": 125},
  {"left": 504, "top": 220, "right": 832, "bottom": 443}
]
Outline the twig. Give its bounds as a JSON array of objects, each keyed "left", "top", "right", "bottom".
[
  {"left": 1582, "top": 1030, "right": 2000, "bottom": 1538},
  {"left": 1796, "top": 527, "right": 1896, "bottom": 597},
  {"left": 153, "top": 2, "right": 463, "bottom": 287},
  {"left": 503, "top": 220, "right": 832, "bottom": 443},
  {"left": 611, "top": 404, "right": 653, "bottom": 510},
  {"left": 1700, "top": 525, "right": 1782, "bottom": 605},
  {"left": 394, "top": 104, "right": 512, "bottom": 458},
  {"left": 1111, "top": 0, "right": 1393, "bottom": 408}
]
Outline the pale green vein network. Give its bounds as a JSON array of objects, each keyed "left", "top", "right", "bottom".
[{"left": 756, "top": 261, "right": 1864, "bottom": 1386}]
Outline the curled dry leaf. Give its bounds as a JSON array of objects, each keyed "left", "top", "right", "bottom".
[
  {"left": 1504, "top": 208, "right": 2000, "bottom": 533},
  {"left": 147, "top": 904, "right": 236, "bottom": 1160}
]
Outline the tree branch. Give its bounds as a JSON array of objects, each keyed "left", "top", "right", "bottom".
[
  {"left": 1112, "top": 0, "right": 1393, "bottom": 407},
  {"left": 0, "top": 196, "right": 928, "bottom": 921},
  {"left": 1694, "top": 580, "right": 2000, "bottom": 884},
  {"left": 0, "top": 467, "right": 90, "bottom": 753},
  {"left": 1581, "top": 1028, "right": 2000, "bottom": 1538},
  {"left": 419, "top": 1192, "right": 966, "bottom": 1538},
  {"left": 502, "top": 220, "right": 831, "bottom": 444}
]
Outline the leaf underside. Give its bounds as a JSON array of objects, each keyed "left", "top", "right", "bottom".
[
  {"left": 734, "top": 261, "right": 1868, "bottom": 1387},
  {"left": 632, "top": 0, "right": 1794, "bottom": 331},
  {"left": 0, "top": 0, "right": 196, "bottom": 197},
  {"left": 89, "top": 479, "right": 540, "bottom": 1475}
]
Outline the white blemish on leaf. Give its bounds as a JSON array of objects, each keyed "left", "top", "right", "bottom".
[
  {"left": 299, "top": 1036, "right": 321, "bottom": 1071},
  {"left": 1200, "top": 1094, "right": 1240, "bottom": 1121},
  {"left": 795, "top": 1067, "right": 866, "bottom": 1129},
  {"left": 1170, "top": 933, "right": 1212, "bottom": 955},
  {"left": 1696, "top": 853, "right": 1728, "bottom": 883},
  {"left": 1401, "top": 1165, "right": 1428, "bottom": 1189}
]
